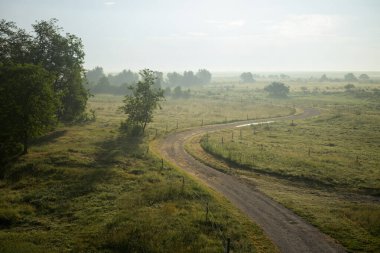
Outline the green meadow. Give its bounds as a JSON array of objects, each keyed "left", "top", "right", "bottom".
[{"left": 191, "top": 84, "right": 380, "bottom": 252}]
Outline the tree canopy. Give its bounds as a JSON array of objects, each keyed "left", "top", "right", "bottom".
[
  {"left": 344, "top": 73, "right": 358, "bottom": 82},
  {"left": 359, "top": 74, "right": 370, "bottom": 81},
  {"left": 240, "top": 72, "right": 255, "bottom": 83},
  {"left": 0, "top": 18, "right": 89, "bottom": 121},
  {"left": 264, "top": 82, "right": 289, "bottom": 98},
  {"left": 120, "top": 69, "right": 165, "bottom": 134},
  {"left": 0, "top": 64, "right": 57, "bottom": 158},
  {"left": 166, "top": 69, "right": 212, "bottom": 87}
]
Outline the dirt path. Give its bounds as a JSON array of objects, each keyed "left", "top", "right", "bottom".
[{"left": 156, "top": 108, "right": 346, "bottom": 253}]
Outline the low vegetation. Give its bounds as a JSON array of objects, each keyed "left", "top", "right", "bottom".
[{"left": 0, "top": 95, "right": 278, "bottom": 252}]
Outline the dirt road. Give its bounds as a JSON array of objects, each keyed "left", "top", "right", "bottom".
[{"left": 157, "top": 108, "right": 346, "bottom": 253}]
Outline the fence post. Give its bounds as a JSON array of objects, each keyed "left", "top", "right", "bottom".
[
  {"left": 181, "top": 176, "right": 185, "bottom": 194},
  {"left": 206, "top": 202, "right": 209, "bottom": 222},
  {"left": 176, "top": 120, "right": 178, "bottom": 129},
  {"left": 161, "top": 158, "right": 164, "bottom": 169},
  {"left": 226, "top": 238, "right": 230, "bottom": 253}
]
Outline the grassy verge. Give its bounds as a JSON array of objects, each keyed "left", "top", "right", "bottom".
[{"left": 0, "top": 94, "right": 278, "bottom": 253}]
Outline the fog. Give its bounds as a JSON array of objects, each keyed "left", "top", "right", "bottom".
[{"left": 1, "top": 0, "right": 379, "bottom": 72}]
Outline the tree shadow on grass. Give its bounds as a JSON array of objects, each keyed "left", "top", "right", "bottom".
[
  {"left": 93, "top": 132, "right": 146, "bottom": 166},
  {"left": 31, "top": 130, "right": 67, "bottom": 146}
]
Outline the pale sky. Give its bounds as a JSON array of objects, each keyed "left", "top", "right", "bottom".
[{"left": 1, "top": 0, "right": 379, "bottom": 72}]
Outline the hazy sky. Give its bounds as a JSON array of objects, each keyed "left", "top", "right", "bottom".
[{"left": 1, "top": 0, "right": 379, "bottom": 72}]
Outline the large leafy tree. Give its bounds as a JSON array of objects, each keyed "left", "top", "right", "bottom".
[
  {"left": 120, "top": 69, "right": 165, "bottom": 133},
  {"left": 0, "top": 64, "right": 57, "bottom": 157},
  {"left": 0, "top": 18, "right": 88, "bottom": 121},
  {"left": 264, "top": 82, "right": 289, "bottom": 98}
]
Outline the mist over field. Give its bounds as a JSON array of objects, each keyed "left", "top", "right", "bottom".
[
  {"left": 1, "top": 0, "right": 379, "bottom": 72},
  {"left": 1, "top": 1, "right": 379, "bottom": 253}
]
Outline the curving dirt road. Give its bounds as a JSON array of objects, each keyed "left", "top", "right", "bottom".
[{"left": 156, "top": 108, "right": 346, "bottom": 253}]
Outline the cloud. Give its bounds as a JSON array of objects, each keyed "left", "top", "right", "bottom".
[
  {"left": 271, "top": 14, "right": 340, "bottom": 38},
  {"left": 205, "top": 19, "right": 245, "bottom": 30},
  {"left": 187, "top": 32, "right": 208, "bottom": 37},
  {"left": 104, "top": 1, "right": 116, "bottom": 6}
]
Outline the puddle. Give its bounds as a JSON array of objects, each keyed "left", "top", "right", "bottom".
[{"left": 236, "top": 121, "right": 275, "bottom": 128}]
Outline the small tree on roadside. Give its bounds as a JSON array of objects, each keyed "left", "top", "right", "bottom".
[
  {"left": 120, "top": 69, "right": 165, "bottom": 134},
  {"left": 264, "top": 82, "right": 289, "bottom": 98}
]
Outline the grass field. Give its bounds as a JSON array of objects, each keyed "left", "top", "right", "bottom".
[
  {"left": 192, "top": 89, "right": 380, "bottom": 252},
  {"left": 0, "top": 94, "right": 280, "bottom": 253},
  {"left": 1, "top": 80, "right": 379, "bottom": 252}
]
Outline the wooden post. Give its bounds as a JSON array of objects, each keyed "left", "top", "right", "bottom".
[
  {"left": 181, "top": 176, "right": 185, "bottom": 194},
  {"left": 201, "top": 119, "right": 203, "bottom": 126},
  {"left": 308, "top": 148, "right": 311, "bottom": 157},
  {"left": 206, "top": 202, "right": 209, "bottom": 222},
  {"left": 146, "top": 146, "right": 149, "bottom": 154},
  {"left": 166, "top": 124, "right": 168, "bottom": 132},
  {"left": 221, "top": 137, "right": 224, "bottom": 145},
  {"left": 155, "top": 128, "right": 158, "bottom": 137},
  {"left": 161, "top": 158, "right": 164, "bottom": 169},
  {"left": 247, "top": 114, "right": 248, "bottom": 120},
  {"left": 226, "top": 238, "right": 231, "bottom": 253},
  {"left": 231, "top": 131, "right": 234, "bottom": 140},
  {"left": 176, "top": 120, "right": 178, "bottom": 129},
  {"left": 240, "top": 129, "right": 242, "bottom": 140}
]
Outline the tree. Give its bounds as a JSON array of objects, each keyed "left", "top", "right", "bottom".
[
  {"left": 166, "top": 72, "right": 183, "bottom": 87},
  {"left": 359, "top": 74, "right": 370, "bottom": 81},
  {"left": 0, "top": 18, "right": 89, "bottom": 122},
  {"left": 344, "top": 73, "right": 358, "bottom": 82},
  {"left": 0, "top": 64, "right": 57, "bottom": 156},
  {"left": 264, "top": 82, "right": 289, "bottom": 98},
  {"left": 93, "top": 76, "right": 111, "bottom": 93},
  {"left": 85, "top": 66, "right": 105, "bottom": 88},
  {"left": 107, "top": 69, "right": 139, "bottom": 86},
  {"left": 319, "top": 74, "right": 329, "bottom": 82},
  {"left": 182, "top": 71, "right": 198, "bottom": 86},
  {"left": 120, "top": 69, "right": 165, "bottom": 133},
  {"left": 240, "top": 72, "right": 255, "bottom": 83},
  {"left": 344, "top": 83, "right": 355, "bottom": 91},
  {"left": 196, "top": 69, "right": 212, "bottom": 84}
]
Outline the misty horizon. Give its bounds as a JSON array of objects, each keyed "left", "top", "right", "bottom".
[{"left": 1, "top": 0, "right": 379, "bottom": 72}]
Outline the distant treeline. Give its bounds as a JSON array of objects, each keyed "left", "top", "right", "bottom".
[
  {"left": 84, "top": 67, "right": 211, "bottom": 95},
  {"left": 240, "top": 72, "right": 373, "bottom": 83}
]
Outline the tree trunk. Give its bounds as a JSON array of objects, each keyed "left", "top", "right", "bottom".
[{"left": 22, "top": 131, "right": 28, "bottom": 154}]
